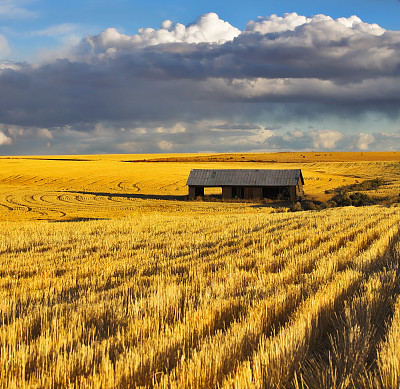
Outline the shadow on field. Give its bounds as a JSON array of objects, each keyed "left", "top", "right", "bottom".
[
  {"left": 69, "top": 191, "right": 294, "bottom": 205},
  {"left": 68, "top": 191, "right": 188, "bottom": 201},
  {"left": 250, "top": 200, "right": 291, "bottom": 209},
  {"left": 49, "top": 217, "right": 110, "bottom": 223}
]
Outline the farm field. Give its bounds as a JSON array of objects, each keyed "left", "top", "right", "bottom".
[
  {"left": 1, "top": 152, "right": 400, "bottom": 387},
  {"left": 1, "top": 152, "right": 400, "bottom": 220}
]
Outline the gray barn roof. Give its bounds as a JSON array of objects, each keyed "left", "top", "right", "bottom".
[{"left": 186, "top": 169, "right": 304, "bottom": 187}]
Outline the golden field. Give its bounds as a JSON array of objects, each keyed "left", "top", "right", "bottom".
[
  {"left": 1, "top": 152, "right": 400, "bottom": 220},
  {"left": 1, "top": 152, "right": 400, "bottom": 388}
]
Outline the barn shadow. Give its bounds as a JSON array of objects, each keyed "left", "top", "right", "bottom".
[
  {"left": 250, "top": 200, "right": 291, "bottom": 209},
  {"left": 49, "top": 217, "right": 109, "bottom": 223},
  {"left": 68, "top": 191, "right": 295, "bottom": 205},
  {"left": 68, "top": 191, "right": 188, "bottom": 201}
]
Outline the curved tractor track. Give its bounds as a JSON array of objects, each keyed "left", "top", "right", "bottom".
[{"left": 0, "top": 189, "right": 138, "bottom": 221}]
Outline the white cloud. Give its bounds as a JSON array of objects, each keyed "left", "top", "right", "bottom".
[
  {"left": 185, "top": 13, "right": 241, "bottom": 44},
  {"left": 81, "top": 12, "right": 240, "bottom": 56},
  {"left": 3, "top": 125, "right": 24, "bottom": 137},
  {"left": 246, "top": 12, "right": 385, "bottom": 36},
  {"left": 249, "top": 128, "right": 274, "bottom": 143},
  {"left": 158, "top": 140, "right": 173, "bottom": 150},
  {"left": 37, "top": 128, "right": 52, "bottom": 139},
  {"left": 309, "top": 130, "right": 344, "bottom": 149},
  {"left": 355, "top": 133, "right": 375, "bottom": 150},
  {"left": 70, "top": 11, "right": 399, "bottom": 88},
  {"left": 135, "top": 12, "right": 241, "bottom": 45},
  {"left": 246, "top": 12, "right": 314, "bottom": 33},
  {"left": 156, "top": 123, "right": 186, "bottom": 134},
  {"left": 0, "top": 0, "right": 36, "bottom": 19},
  {"left": 0, "top": 131, "right": 12, "bottom": 145}
]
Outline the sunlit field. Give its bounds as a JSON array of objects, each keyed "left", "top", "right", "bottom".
[
  {"left": 1, "top": 152, "right": 400, "bottom": 221},
  {"left": 1, "top": 152, "right": 400, "bottom": 387}
]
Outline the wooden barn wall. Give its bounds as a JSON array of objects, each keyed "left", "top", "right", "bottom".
[
  {"left": 190, "top": 184, "right": 302, "bottom": 201},
  {"left": 222, "top": 187, "right": 232, "bottom": 199},
  {"left": 289, "top": 187, "right": 297, "bottom": 201}
]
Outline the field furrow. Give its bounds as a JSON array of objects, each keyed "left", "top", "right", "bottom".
[
  {"left": 2, "top": 155, "right": 400, "bottom": 387},
  {"left": 1, "top": 205, "right": 400, "bottom": 387}
]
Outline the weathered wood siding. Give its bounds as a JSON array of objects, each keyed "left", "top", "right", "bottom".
[
  {"left": 252, "top": 187, "right": 263, "bottom": 199},
  {"left": 290, "top": 187, "right": 297, "bottom": 201},
  {"left": 222, "top": 186, "right": 232, "bottom": 200},
  {"left": 297, "top": 179, "right": 304, "bottom": 198},
  {"left": 188, "top": 171, "right": 304, "bottom": 201}
]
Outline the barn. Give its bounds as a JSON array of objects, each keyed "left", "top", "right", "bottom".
[{"left": 186, "top": 169, "right": 304, "bottom": 201}]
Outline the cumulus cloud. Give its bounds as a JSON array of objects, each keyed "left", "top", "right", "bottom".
[
  {"left": 0, "top": 12, "right": 400, "bottom": 154},
  {"left": 78, "top": 14, "right": 394, "bottom": 79},
  {"left": 246, "top": 13, "right": 318, "bottom": 33},
  {"left": 65, "top": 12, "right": 400, "bottom": 86},
  {"left": 355, "top": 133, "right": 375, "bottom": 150},
  {"left": 80, "top": 12, "right": 240, "bottom": 58},
  {"left": 156, "top": 123, "right": 186, "bottom": 134},
  {"left": 309, "top": 130, "right": 344, "bottom": 149},
  {"left": 37, "top": 128, "right": 52, "bottom": 139},
  {"left": 246, "top": 13, "right": 385, "bottom": 36},
  {"left": 0, "top": 131, "right": 12, "bottom": 145}
]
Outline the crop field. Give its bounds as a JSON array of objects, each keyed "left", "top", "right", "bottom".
[{"left": 1, "top": 152, "right": 400, "bottom": 388}]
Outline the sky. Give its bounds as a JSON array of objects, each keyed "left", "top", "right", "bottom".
[{"left": 0, "top": 0, "right": 400, "bottom": 155}]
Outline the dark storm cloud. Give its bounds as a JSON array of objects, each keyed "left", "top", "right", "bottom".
[
  {"left": 69, "top": 29, "right": 400, "bottom": 87},
  {"left": 0, "top": 12, "right": 400, "bottom": 153},
  {"left": 212, "top": 124, "right": 263, "bottom": 131}
]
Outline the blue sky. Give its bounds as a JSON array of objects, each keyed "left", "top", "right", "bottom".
[
  {"left": 3, "top": 0, "right": 400, "bottom": 61},
  {"left": 0, "top": 0, "right": 399, "bottom": 154}
]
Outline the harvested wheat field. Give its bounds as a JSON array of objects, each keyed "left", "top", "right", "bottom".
[{"left": 1, "top": 152, "right": 400, "bottom": 388}]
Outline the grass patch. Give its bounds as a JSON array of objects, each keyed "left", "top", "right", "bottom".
[{"left": 325, "top": 178, "right": 389, "bottom": 195}]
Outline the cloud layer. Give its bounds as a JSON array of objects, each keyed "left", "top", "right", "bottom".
[{"left": 0, "top": 12, "right": 399, "bottom": 154}]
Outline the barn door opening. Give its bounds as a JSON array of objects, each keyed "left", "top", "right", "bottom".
[
  {"left": 204, "top": 187, "right": 222, "bottom": 198},
  {"left": 232, "top": 187, "right": 244, "bottom": 199}
]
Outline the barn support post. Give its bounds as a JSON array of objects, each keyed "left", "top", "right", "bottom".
[
  {"left": 253, "top": 187, "right": 263, "bottom": 200},
  {"left": 189, "top": 186, "right": 196, "bottom": 199},
  {"left": 297, "top": 182, "right": 304, "bottom": 198},
  {"left": 222, "top": 186, "right": 233, "bottom": 200},
  {"left": 289, "top": 186, "right": 297, "bottom": 201}
]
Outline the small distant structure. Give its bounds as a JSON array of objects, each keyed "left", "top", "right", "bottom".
[{"left": 187, "top": 169, "right": 304, "bottom": 201}]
